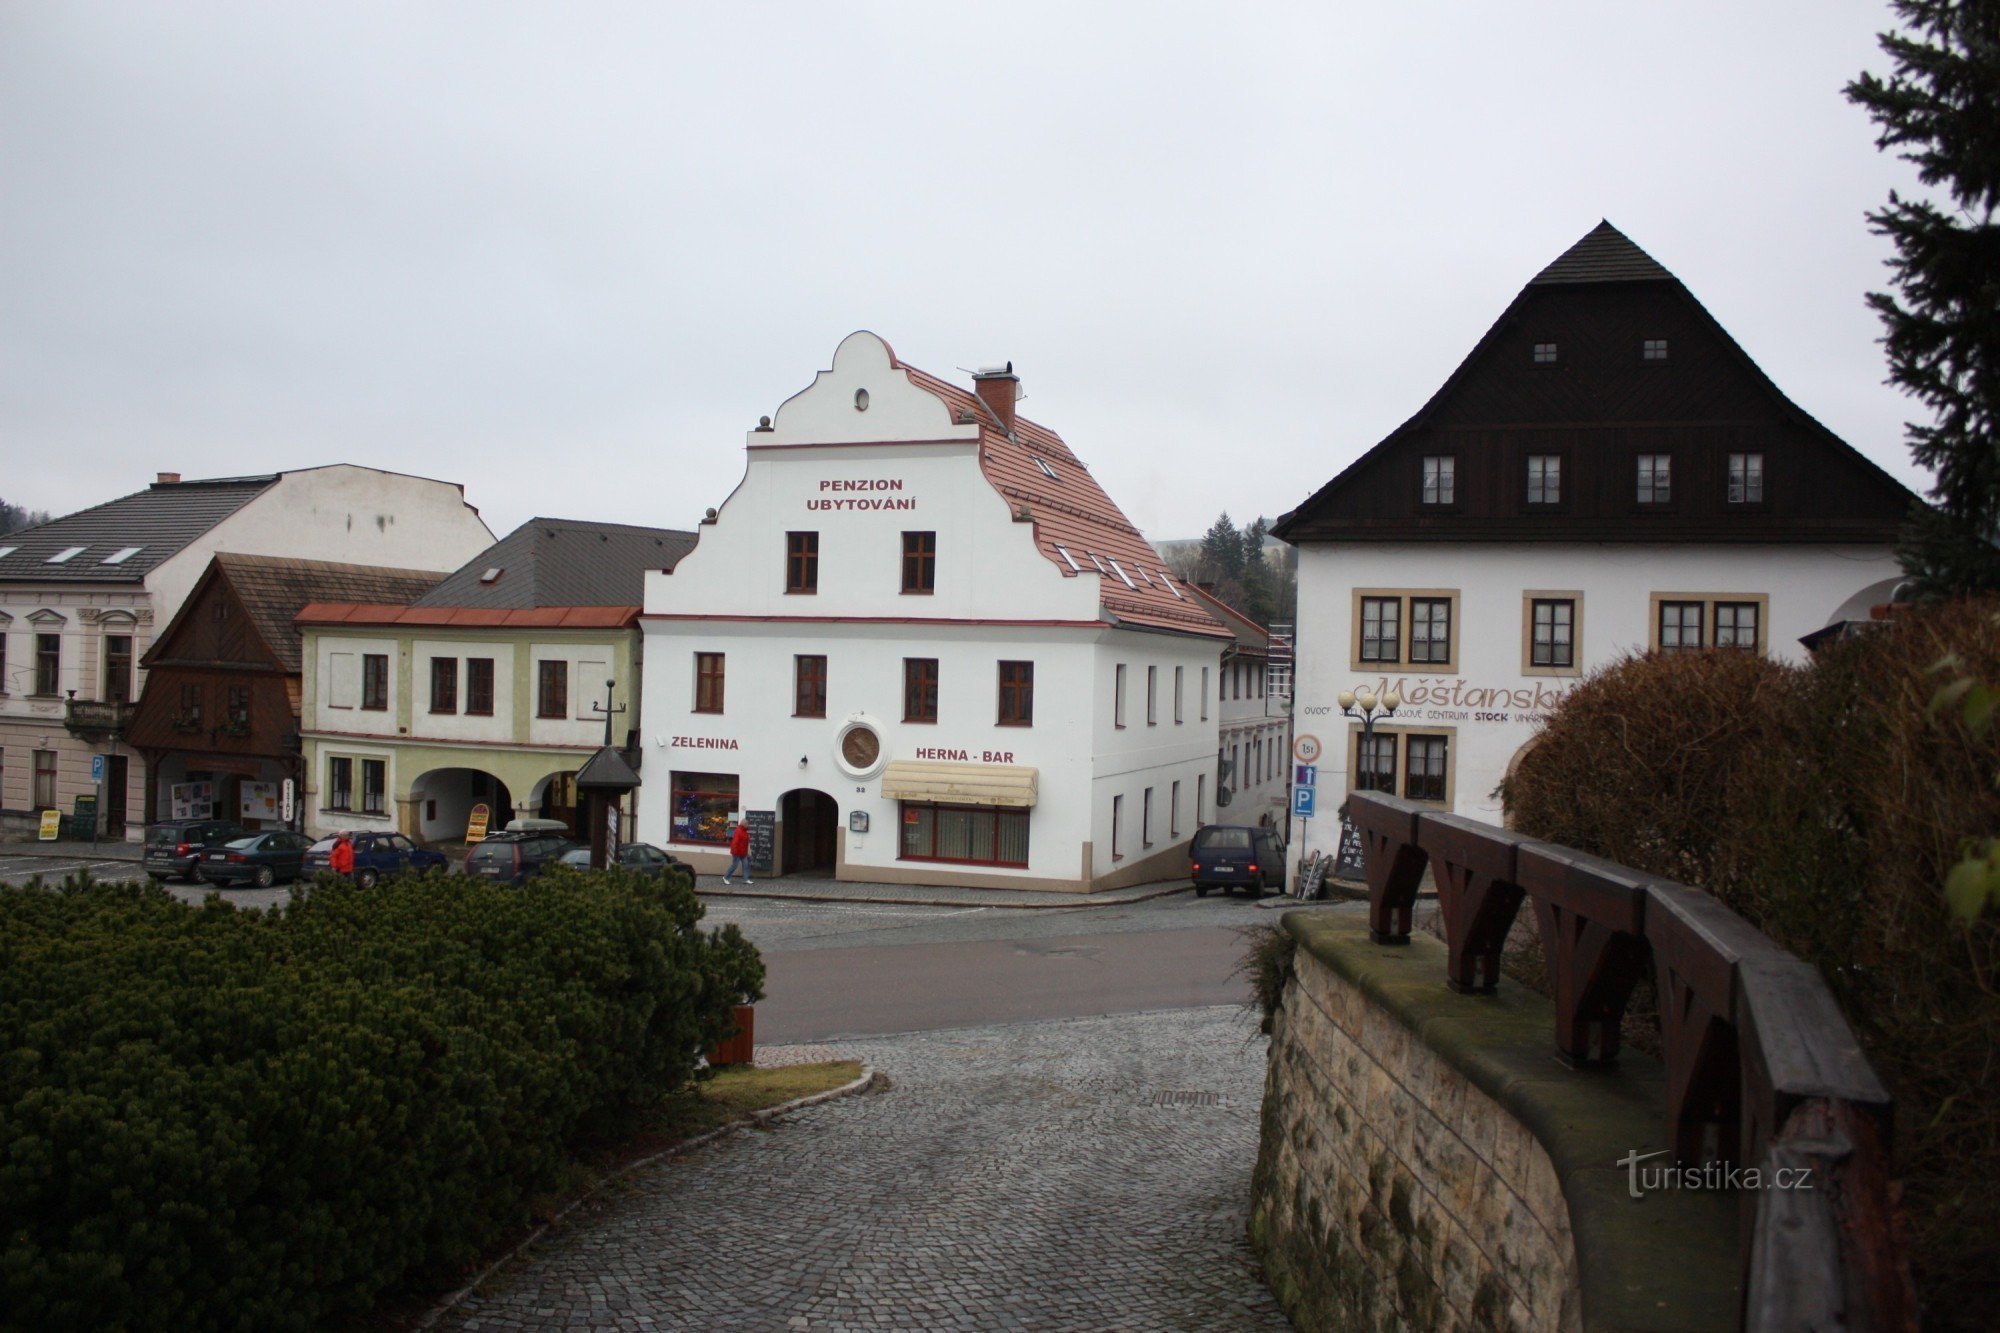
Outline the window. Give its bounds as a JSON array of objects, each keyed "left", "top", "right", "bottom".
[
  {"left": 1529, "top": 598, "right": 1576, "bottom": 670},
  {"left": 1114, "top": 663, "right": 1128, "bottom": 728},
  {"left": 904, "top": 658, "right": 939, "bottom": 723},
  {"left": 0, "top": 632, "right": 7, "bottom": 694},
  {"left": 998, "top": 660, "right": 1033, "bottom": 726},
  {"left": 362, "top": 654, "right": 388, "bottom": 711},
  {"left": 901, "top": 531, "right": 936, "bottom": 594},
  {"left": 899, "top": 802, "right": 1029, "bottom": 868},
  {"left": 670, "top": 771, "right": 739, "bottom": 844},
  {"left": 1142, "top": 787, "right": 1154, "bottom": 847},
  {"left": 466, "top": 658, "right": 494, "bottom": 715},
  {"left": 1197, "top": 773, "right": 1208, "bottom": 824},
  {"left": 429, "top": 657, "right": 458, "bottom": 714},
  {"left": 1360, "top": 597, "right": 1401, "bottom": 663},
  {"left": 1111, "top": 794, "right": 1123, "bottom": 860},
  {"left": 102, "top": 546, "right": 143, "bottom": 564},
  {"left": 1658, "top": 600, "right": 1705, "bottom": 651},
  {"left": 1642, "top": 338, "right": 1669, "bottom": 361},
  {"left": 1533, "top": 342, "right": 1558, "bottom": 364},
  {"left": 786, "top": 531, "right": 819, "bottom": 594},
  {"left": 1174, "top": 665, "right": 1184, "bottom": 723},
  {"left": 1146, "top": 666, "right": 1158, "bottom": 725},
  {"left": 104, "top": 635, "right": 133, "bottom": 703},
  {"left": 1638, "top": 454, "right": 1672, "bottom": 504},
  {"left": 46, "top": 547, "right": 85, "bottom": 564},
  {"left": 1354, "top": 733, "right": 1397, "bottom": 794},
  {"left": 694, "top": 653, "right": 725, "bottom": 714},
  {"left": 1421, "top": 455, "right": 1456, "bottom": 505},
  {"left": 35, "top": 633, "right": 59, "bottom": 695},
  {"left": 180, "top": 682, "right": 203, "bottom": 727},
  {"left": 538, "top": 659, "right": 569, "bottom": 718},
  {"left": 1715, "top": 602, "right": 1760, "bottom": 652},
  {"left": 1729, "top": 453, "right": 1764, "bottom": 504},
  {"left": 1200, "top": 667, "right": 1209, "bottom": 721},
  {"left": 361, "top": 759, "right": 386, "bottom": 815},
  {"left": 1034, "top": 456, "right": 1060, "bottom": 481},
  {"left": 1405, "top": 735, "right": 1450, "bottom": 802},
  {"left": 1527, "top": 455, "right": 1561, "bottom": 505},
  {"left": 227, "top": 685, "right": 249, "bottom": 728},
  {"left": 1170, "top": 780, "right": 1181, "bottom": 836},
  {"left": 1409, "top": 598, "right": 1452, "bottom": 664},
  {"left": 327, "top": 757, "right": 353, "bottom": 811},
  {"left": 795, "top": 655, "right": 828, "bottom": 718},
  {"left": 33, "top": 749, "right": 57, "bottom": 808}
]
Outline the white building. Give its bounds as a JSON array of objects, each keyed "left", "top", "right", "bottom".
[
  {"left": 636, "top": 332, "right": 1232, "bottom": 891},
  {"left": 1185, "top": 582, "right": 1290, "bottom": 829},
  {"left": 1273, "top": 223, "right": 1914, "bottom": 847},
  {"left": 0, "top": 467, "right": 492, "bottom": 837}
]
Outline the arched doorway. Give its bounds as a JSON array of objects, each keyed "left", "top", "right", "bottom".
[
  {"left": 411, "top": 767, "right": 515, "bottom": 843},
  {"left": 779, "top": 788, "right": 839, "bottom": 876},
  {"left": 529, "top": 771, "right": 580, "bottom": 835}
]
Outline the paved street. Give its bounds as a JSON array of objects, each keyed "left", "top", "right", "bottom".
[{"left": 444, "top": 1006, "right": 1289, "bottom": 1332}]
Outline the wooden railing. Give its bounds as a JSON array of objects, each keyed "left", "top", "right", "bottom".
[{"left": 1345, "top": 790, "right": 1914, "bottom": 1332}]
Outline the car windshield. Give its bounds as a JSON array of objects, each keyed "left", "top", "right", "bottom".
[
  {"left": 147, "top": 826, "right": 186, "bottom": 846},
  {"left": 560, "top": 849, "right": 591, "bottom": 866},
  {"left": 1195, "top": 828, "right": 1254, "bottom": 852},
  {"left": 466, "top": 843, "right": 509, "bottom": 865}
]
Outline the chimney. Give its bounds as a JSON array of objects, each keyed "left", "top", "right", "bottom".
[
  {"left": 156, "top": 471, "right": 182, "bottom": 485},
  {"left": 971, "top": 362, "right": 1019, "bottom": 434}
]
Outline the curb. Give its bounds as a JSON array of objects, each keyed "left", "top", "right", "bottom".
[
  {"left": 695, "top": 883, "right": 1191, "bottom": 911},
  {"left": 410, "top": 1061, "right": 877, "bottom": 1330},
  {"left": 0, "top": 846, "right": 144, "bottom": 862}
]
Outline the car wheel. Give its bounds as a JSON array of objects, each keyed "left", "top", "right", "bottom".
[
  {"left": 356, "top": 868, "right": 380, "bottom": 889},
  {"left": 254, "top": 865, "right": 275, "bottom": 888},
  {"left": 1195, "top": 884, "right": 1209, "bottom": 898}
]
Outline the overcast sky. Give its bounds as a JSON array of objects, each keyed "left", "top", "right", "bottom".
[{"left": 0, "top": 2, "right": 1934, "bottom": 546}]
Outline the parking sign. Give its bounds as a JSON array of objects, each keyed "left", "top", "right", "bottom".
[
  {"left": 91, "top": 754, "right": 106, "bottom": 784},
  {"left": 1293, "top": 786, "right": 1317, "bottom": 818}
]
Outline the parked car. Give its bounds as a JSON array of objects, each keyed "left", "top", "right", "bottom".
[
  {"left": 464, "top": 830, "right": 580, "bottom": 886},
  {"left": 302, "top": 831, "right": 450, "bottom": 888},
  {"left": 195, "top": 831, "right": 315, "bottom": 888},
  {"left": 556, "top": 842, "right": 690, "bottom": 879},
  {"left": 144, "top": 818, "right": 247, "bottom": 882},
  {"left": 1189, "top": 824, "right": 1285, "bottom": 897}
]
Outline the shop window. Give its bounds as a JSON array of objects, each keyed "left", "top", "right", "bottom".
[
  {"left": 787, "top": 531, "right": 819, "bottom": 594},
  {"left": 795, "top": 655, "right": 827, "bottom": 718},
  {"left": 899, "top": 801, "right": 1029, "bottom": 868},
  {"left": 904, "top": 658, "right": 939, "bottom": 723},
  {"left": 361, "top": 654, "right": 388, "bottom": 711},
  {"left": 538, "top": 659, "right": 569, "bottom": 717},
  {"left": 466, "top": 658, "right": 495, "bottom": 715},
  {"left": 671, "top": 771, "right": 739, "bottom": 845},
  {"left": 694, "top": 653, "right": 725, "bottom": 714},
  {"left": 997, "top": 660, "right": 1033, "bottom": 726}
]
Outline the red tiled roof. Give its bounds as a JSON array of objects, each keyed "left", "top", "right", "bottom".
[
  {"left": 1184, "top": 583, "right": 1271, "bottom": 653},
  {"left": 296, "top": 603, "right": 639, "bottom": 629},
  {"left": 894, "top": 359, "right": 1229, "bottom": 641}
]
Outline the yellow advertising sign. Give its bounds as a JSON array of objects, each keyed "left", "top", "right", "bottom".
[
  {"left": 465, "top": 803, "right": 491, "bottom": 843},
  {"left": 38, "top": 809, "right": 61, "bottom": 841}
]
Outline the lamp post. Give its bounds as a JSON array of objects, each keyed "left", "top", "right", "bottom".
[{"left": 1338, "top": 686, "right": 1403, "bottom": 799}]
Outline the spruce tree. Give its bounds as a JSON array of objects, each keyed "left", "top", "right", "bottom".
[{"left": 1846, "top": 0, "right": 2000, "bottom": 597}]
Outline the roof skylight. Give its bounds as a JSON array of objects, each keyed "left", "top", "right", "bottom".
[
  {"left": 1159, "top": 570, "right": 1184, "bottom": 599},
  {"left": 1107, "top": 559, "right": 1136, "bottom": 589},
  {"left": 1055, "top": 545, "right": 1080, "bottom": 572},
  {"left": 0, "top": 547, "right": 15, "bottom": 560},
  {"left": 1087, "top": 552, "right": 1108, "bottom": 574},
  {"left": 1033, "top": 457, "right": 1059, "bottom": 481},
  {"left": 479, "top": 567, "right": 504, "bottom": 584},
  {"left": 101, "top": 547, "right": 144, "bottom": 565},
  {"left": 46, "top": 547, "right": 86, "bottom": 564}
]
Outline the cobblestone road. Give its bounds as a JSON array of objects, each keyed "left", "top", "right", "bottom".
[{"left": 445, "top": 1006, "right": 1288, "bottom": 1332}]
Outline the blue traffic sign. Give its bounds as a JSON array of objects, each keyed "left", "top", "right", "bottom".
[
  {"left": 90, "top": 755, "right": 106, "bottom": 784},
  {"left": 1293, "top": 786, "right": 1317, "bottom": 818},
  {"left": 1295, "top": 764, "right": 1317, "bottom": 788}
]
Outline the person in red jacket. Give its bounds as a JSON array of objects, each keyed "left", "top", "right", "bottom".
[
  {"left": 722, "top": 821, "right": 752, "bottom": 884},
  {"left": 329, "top": 832, "right": 355, "bottom": 878}
]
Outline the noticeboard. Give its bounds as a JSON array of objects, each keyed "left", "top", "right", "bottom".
[
  {"left": 744, "top": 810, "right": 776, "bottom": 874},
  {"left": 1334, "top": 817, "right": 1367, "bottom": 883},
  {"left": 72, "top": 796, "right": 98, "bottom": 840}
]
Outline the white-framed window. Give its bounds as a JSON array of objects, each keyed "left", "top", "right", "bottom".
[
  {"left": 1114, "top": 663, "right": 1127, "bottom": 728},
  {"left": 1527, "top": 455, "right": 1561, "bottom": 505},
  {"left": 1637, "top": 454, "right": 1672, "bottom": 504},
  {"left": 1421, "top": 455, "right": 1456, "bottom": 505},
  {"left": 1728, "top": 453, "right": 1764, "bottom": 504}
]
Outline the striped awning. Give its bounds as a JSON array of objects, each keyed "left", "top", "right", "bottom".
[{"left": 879, "top": 761, "right": 1038, "bottom": 808}]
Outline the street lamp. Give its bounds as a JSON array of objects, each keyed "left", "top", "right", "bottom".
[{"left": 1339, "top": 686, "right": 1403, "bottom": 798}]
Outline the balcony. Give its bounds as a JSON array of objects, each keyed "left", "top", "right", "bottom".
[{"left": 64, "top": 697, "right": 136, "bottom": 741}]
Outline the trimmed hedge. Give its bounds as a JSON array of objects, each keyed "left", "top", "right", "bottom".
[
  {"left": 1502, "top": 603, "right": 2000, "bottom": 1330},
  {"left": 0, "top": 863, "right": 762, "bottom": 1332}
]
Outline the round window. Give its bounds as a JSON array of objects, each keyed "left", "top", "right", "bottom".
[{"left": 854, "top": 387, "right": 870, "bottom": 412}]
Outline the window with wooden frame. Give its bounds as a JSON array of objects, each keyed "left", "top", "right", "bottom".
[
  {"left": 1405, "top": 735, "right": 1450, "bottom": 802},
  {"left": 898, "top": 802, "right": 1029, "bottom": 868},
  {"left": 1351, "top": 591, "right": 1462, "bottom": 671},
  {"left": 997, "top": 660, "right": 1033, "bottom": 726},
  {"left": 34, "top": 633, "right": 59, "bottom": 695},
  {"left": 1174, "top": 665, "right": 1184, "bottom": 723},
  {"left": 1642, "top": 338, "right": 1669, "bottom": 362},
  {"left": 429, "top": 657, "right": 458, "bottom": 713},
  {"left": 1114, "top": 663, "right": 1127, "bottom": 728},
  {"left": 786, "top": 531, "right": 819, "bottom": 594},
  {"left": 1359, "top": 597, "right": 1401, "bottom": 663},
  {"left": 1637, "top": 454, "right": 1672, "bottom": 504},
  {"left": 1526, "top": 455, "right": 1562, "bottom": 505},
  {"left": 1523, "top": 595, "right": 1581, "bottom": 675},
  {"left": 1648, "top": 594, "right": 1768, "bottom": 655},
  {"left": 904, "top": 657, "right": 938, "bottom": 723},
  {"left": 1728, "top": 453, "right": 1765, "bottom": 504},
  {"left": 694, "top": 653, "right": 725, "bottom": 714},
  {"left": 1142, "top": 787, "right": 1154, "bottom": 847},
  {"left": 1532, "top": 342, "right": 1558, "bottom": 364},
  {"left": 1657, "top": 600, "right": 1705, "bottom": 651},
  {"left": 795, "top": 654, "right": 827, "bottom": 718},
  {"left": 179, "top": 682, "right": 203, "bottom": 727},
  {"left": 1352, "top": 732, "right": 1397, "bottom": 794},
  {"left": 1346, "top": 724, "right": 1456, "bottom": 808},
  {"left": 327, "top": 756, "right": 353, "bottom": 811},
  {"left": 465, "top": 658, "right": 495, "bottom": 715},
  {"left": 227, "top": 685, "right": 250, "bottom": 728},
  {"left": 361, "top": 654, "right": 388, "bottom": 711},
  {"left": 538, "top": 659, "right": 569, "bottom": 718},
  {"left": 104, "top": 635, "right": 133, "bottom": 702},
  {"left": 1146, "top": 665, "right": 1158, "bottom": 725},
  {"left": 361, "top": 759, "right": 386, "bottom": 815},
  {"left": 1111, "top": 793, "right": 1124, "bottom": 860},
  {"left": 1714, "top": 601, "right": 1760, "bottom": 652},
  {"left": 1421, "top": 455, "right": 1456, "bottom": 505},
  {"left": 1409, "top": 598, "right": 1452, "bottom": 664},
  {"left": 901, "top": 531, "right": 936, "bottom": 594},
  {"left": 32, "top": 749, "right": 56, "bottom": 809}
]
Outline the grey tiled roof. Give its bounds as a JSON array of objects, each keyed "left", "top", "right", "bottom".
[
  {"left": 412, "top": 517, "right": 698, "bottom": 609},
  {"left": 1530, "top": 220, "right": 1675, "bottom": 286},
  {"left": 0, "top": 476, "right": 277, "bottom": 583}
]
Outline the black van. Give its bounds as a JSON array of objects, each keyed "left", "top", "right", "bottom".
[
  {"left": 1189, "top": 824, "right": 1285, "bottom": 897},
  {"left": 144, "top": 818, "right": 247, "bottom": 882}
]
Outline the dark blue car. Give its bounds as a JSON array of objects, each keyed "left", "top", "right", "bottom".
[
  {"left": 196, "top": 831, "right": 315, "bottom": 888},
  {"left": 302, "top": 831, "right": 449, "bottom": 888}
]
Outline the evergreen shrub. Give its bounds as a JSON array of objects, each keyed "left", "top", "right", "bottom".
[
  {"left": 1502, "top": 602, "right": 2000, "bottom": 1327},
  {"left": 0, "top": 863, "right": 759, "bottom": 1332}
]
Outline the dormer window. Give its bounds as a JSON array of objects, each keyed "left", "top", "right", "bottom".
[
  {"left": 1421, "top": 456, "right": 1456, "bottom": 506},
  {"left": 1637, "top": 454, "right": 1672, "bottom": 504},
  {"left": 1642, "top": 338, "right": 1669, "bottom": 361},
  {"left": 1728, "top": 453, "right": 1764, "bottom": 504},
  {"left": 1532, "top": 343, "right": 1558, "bottom": 364},
  {"left": 479, "top": 567, "right": 503, "bottom": 584}
]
